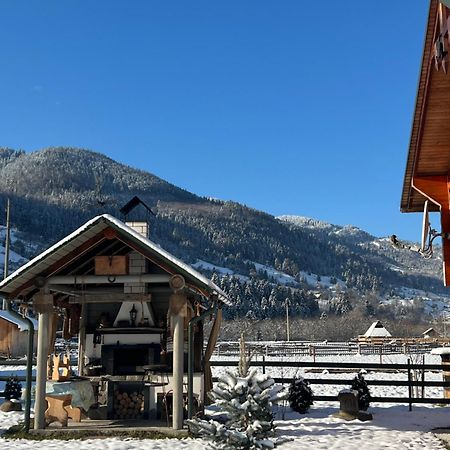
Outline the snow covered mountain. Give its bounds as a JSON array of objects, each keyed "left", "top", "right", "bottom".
[{"left": 0, "top": 147, "right": 447, "bottom": 319}]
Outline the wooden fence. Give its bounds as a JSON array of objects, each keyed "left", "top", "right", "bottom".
[
  {"left": 3, "top": 358, "right": 450, "bottom": 411},
  {"left": 214, "top": 341, "right": 445, "bottom": 361},
  {"left": 211, "top": 359, "right": 450, "bottom": 411}
]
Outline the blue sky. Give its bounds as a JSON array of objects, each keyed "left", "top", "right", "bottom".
[{"left": 0, "top": 1, "right": 430, "bottom": 240}]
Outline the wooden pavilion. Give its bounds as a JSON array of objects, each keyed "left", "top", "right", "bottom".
[
  {"left": 0, "top": 214, "right": 230, "bottom": 430},
  {"left": 401, "top": 0, "right": 450, "bottom": 285}
]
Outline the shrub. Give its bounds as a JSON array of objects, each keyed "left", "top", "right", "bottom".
[{"left": 288, "top": 376, "right": 314, "bottom": 414}]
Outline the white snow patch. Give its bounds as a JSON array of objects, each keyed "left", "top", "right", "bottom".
[
  {"left": 383, "top": 287, "right": 450, "bottom": 318},
  {"left": 192, "top": 260, "right": 249, "bottom": 282},
  {"left": 298, "top": 270, "right": 346, "bottom": 289},
  {"left": 1, "top": 352, "right": 450, "bottom": 449},
  {"left": 251, "top": 262, "right": 298, "bottom": 285}
]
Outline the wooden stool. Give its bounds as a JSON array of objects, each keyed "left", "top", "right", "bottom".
[
  {"left": 45, "top": 394, "right": 72, "bottom": 427},
  {"left": 65, "top": 404, "right": 82, "bottom": 422}
]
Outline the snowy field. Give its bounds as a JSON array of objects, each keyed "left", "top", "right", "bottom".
[{"left": 1, "top": 353, "right": 450, "bottom": 449}]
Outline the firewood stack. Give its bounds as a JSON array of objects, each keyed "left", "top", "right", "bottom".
[{"left": 113, "top": 390, "right": 145, "bottom": 419}]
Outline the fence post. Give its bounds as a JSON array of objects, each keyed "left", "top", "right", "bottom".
[
  {"left": 379, "top": 346, "right": 383, "bottom": 365},
  {"left": 312, "top": 346, "right": 316, "bottom": 363},
  {"left": 262, "top": 355, "right": 266, "bottom": 375},
  {"left": 421, "top": 354, "right": 425, "bottom": 399},
  {"left": 407, "top": 358, "right": 412, "bottom": 411}
]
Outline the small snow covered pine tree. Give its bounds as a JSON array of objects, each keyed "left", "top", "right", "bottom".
[
  {"left": 187, "top": 334, "right": 286, "bottom": 449},
  {"left": 288, "top": 376, "right": 313, "bottom": 414},
  {"left": 350, "top": 373, "right": 371, "bottom": 411},
  {"left": 4, "top": 376, "right": 22, "bottom": 400}
]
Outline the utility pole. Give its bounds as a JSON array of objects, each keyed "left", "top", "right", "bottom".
[
  {"left": 2, "top": 198, "right": 10, "bottom": 309},
  {"left": 285, "top": 298, "right": 290, "bottom": 342}
]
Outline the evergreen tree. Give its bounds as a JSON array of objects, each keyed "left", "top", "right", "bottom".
[
  {"left": 288, "top": 376, "right": 314, "bottom": 414},
  {"left": 187, "top": 335, "right": 286, "bottom": 449},
  {"left": 4, "top": 376, "right": 22, "bottom": 400}
]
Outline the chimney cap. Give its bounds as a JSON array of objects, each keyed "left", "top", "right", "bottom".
[{"left": 120, "top": 196, "right": 155, "bottom": 218}]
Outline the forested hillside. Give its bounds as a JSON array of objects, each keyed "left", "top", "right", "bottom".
[{"left": 0, "top": 147, "right": 446, "bottom": 322}]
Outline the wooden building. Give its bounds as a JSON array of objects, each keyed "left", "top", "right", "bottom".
[
  {"left": 0, "top": 310, "right": 37, "bottom": 357},
  {"left": 0, "top": 214, "right": 230, "bottom": 430},
  {"left": 422, "top": 327, "right": 441, "bottom": 339},
  {"left": 401, "top": 0, "right": 450, "bottom": 285}
]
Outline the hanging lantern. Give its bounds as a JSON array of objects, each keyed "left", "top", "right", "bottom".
[{"left": 129, "top": 304, "right": 137, "bottom": 327}]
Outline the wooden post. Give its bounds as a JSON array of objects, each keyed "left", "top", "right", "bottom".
[
  {"left": 407, "top": 358, "right": 412, "bottom": 412},
  {"left": 169, "top": 292, "right": 187, "bottom": 430},
  {"left": 421, "top": 354, "right": 425, "bottom": 399},
  {"left": 172, "top": 313, "right": 184, "bottom": 430},
  {"left": 379, "top": 346, "right": 383, "bottom": 365},
  {"left": 2, "top": 198, "right": 10, "bottom": 310},
  {"left": 262, "top": 355, "right": 266, "bottom": 375},
  {"left": 285, "top": 300, "right": 290, "bottom": 342},
  {"left": 78, "top": 303, "right": 86, "bottom": 376},
  {"left": 35, "top": 311, "right": 50, "bottom": 429}
]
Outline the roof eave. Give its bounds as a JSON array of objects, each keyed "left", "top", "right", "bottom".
[{"left": 401, "top": 0, "right": 439, "bottom": 213}]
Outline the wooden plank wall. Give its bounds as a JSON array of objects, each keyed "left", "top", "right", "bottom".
[{"left": 0, "top": 317, "right": 31, "bottom": 357}]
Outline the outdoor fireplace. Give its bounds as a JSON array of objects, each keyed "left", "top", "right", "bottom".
[{"left": 101, "top": 343, "right": 161, "bottom": 375}]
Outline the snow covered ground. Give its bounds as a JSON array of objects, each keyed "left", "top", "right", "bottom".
[{"left": 1, "top": 353, "right": 450, "bottom": 449}]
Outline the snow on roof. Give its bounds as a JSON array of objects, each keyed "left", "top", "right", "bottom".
[
  {"left": 0, "top": 310, "right": 38, "bottom": 331},
  {"left": 363, "top": 320, "right": 392, "bottom": 337},
  {"left": 431, "top": 347, "right": 450, "bottom": 355},
  {"left": 0, "top": 214, "right": 230, "bottom": 305},
  {"left": 422, "top": 327, "right": 439, "bottom": 336}
]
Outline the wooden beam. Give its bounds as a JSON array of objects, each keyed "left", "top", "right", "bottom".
[
  {"left": 47, "top": 274, "right": 170, "bottom": 284},
  {"left": 413, "top": 175, "right": 450, "bottom": 285},
  {"left": 68, "top": 294, "right": 152, "bottom": 304}
]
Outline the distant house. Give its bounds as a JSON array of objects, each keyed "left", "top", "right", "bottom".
[
  {"left": 363, "top": 320, "right": 392, "bottom": 338},
  {"left": 0, "top": 310, "right": 38, "bottom": 357},
  {"left": 422, "top": 327, "right": 440, "bottom": 339}
]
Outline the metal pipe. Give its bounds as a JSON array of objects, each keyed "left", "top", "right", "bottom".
[
  {"left": 46, "top": 274, "right": 170, "bottom": 284},
  {"left": 3, "top": 299, "right": 34, "bottom": 432},
  {"left": 187, "top": 300, "right": 217, "bottom": 419}
]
